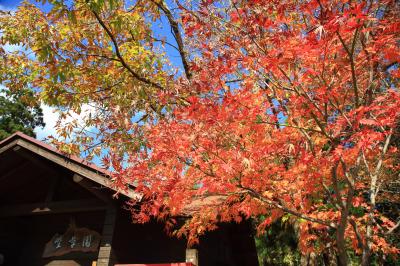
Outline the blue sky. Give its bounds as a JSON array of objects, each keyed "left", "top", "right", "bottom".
[
  {"left": 0, "top": 0, "right": 50, "bottom": 12},
  {"left": 0, "top": 0, "right": 19, "bottom": 8}
]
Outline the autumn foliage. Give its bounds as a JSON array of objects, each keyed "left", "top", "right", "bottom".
[{"left": 1, "top": 0, "right": 399, "bottom": 264}]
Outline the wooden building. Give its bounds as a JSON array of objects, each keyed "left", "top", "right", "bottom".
[{"left": 0, "top": 132, "right": 259, "bottom": 266}]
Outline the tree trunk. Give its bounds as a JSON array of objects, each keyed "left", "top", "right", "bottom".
[
  {"left": 361, "top": 227, "right": 372, "bottom": 266},
  {"left": 336, "top": 242, "right": 348, "bottom": 266},
  {"left": 336, "top": 223, "right": 348, "bottom": 266},
  {"left": 361, "top": 249, "right": 371, "bottom": 266},
  {"left": 300, "top": 252, "right": 317, "bottom": 266},
  {"left": 322, "top": 245, "right": 337, "bottom": 266}
]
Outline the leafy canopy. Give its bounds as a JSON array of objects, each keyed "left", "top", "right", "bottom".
[
  {"left": 0, "top": 87, "right": 45, "bottom": 140},
  {"left": 1, "top": 0, "right": 399, "bottom": 265}
]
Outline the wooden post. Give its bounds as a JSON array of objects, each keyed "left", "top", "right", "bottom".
[
  {"left": 97, "top": 205, "right": 117, "bottom": 266},
  {"left": 186, "top": 249, "right": 198, "bottom": 266}
]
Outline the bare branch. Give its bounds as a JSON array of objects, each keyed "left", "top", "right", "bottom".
[
  {"left": 349, "top": 219, "right": 364, "bottom": 249},
  {"left": 151, "top": 0, "right": 192, "bottom": 79},
  {"left": 337, "top": 29, "right": 360, "bottom": 107},
  {"left": 373, "top": 133, "right": 392, "bottom": 179}
]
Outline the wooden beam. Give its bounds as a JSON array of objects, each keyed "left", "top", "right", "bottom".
[
  {"left": 73, "top": 174, "right": 115, "bottom": 204},
  {"left": 0, "top": 139, "right": 18, "bottom": 154},
  {"left": 0, "top": 199, "right": 106, "bottom": 217},
  {"left": 13, "top": 140, "right": 141, "bottom": 200},
  {"left": 12, "top": 147, "right": 61, "bottom": 202},
  {"left": 0, "top": 160, "right": 30, "bottom": 181},
  {"left": 13, "top": 145, "right": 57, "bottom": 174},
  {"left": 14, "top": 148, "right": 113, "bottom": 204},
  {"left": 45, "top": 175, "right": 60, "bottom": 203},
  {"left": 186, "top": 249, "right": 199, "bottom": 266},
  {"left": 97, "top": 205, "right": 117, "bottom": 266}
]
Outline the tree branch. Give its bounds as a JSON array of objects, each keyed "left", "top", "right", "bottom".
[
  {"left": 386, "top": 220, "right": 400, "bottom": 235},
  {"left": 238, "top": 186, "right": 337, "bottom": 229},
  {"left": 91, "top": 9, "right": 164, "bottom": 90},
  {"left": 349, "top": 218, "right": 365, "bottom": 249},
  {"left": 151, "top": 0, "right": 192, "bottom": 79},
  {"left": 337, "top": 29, "right": 360, "bottom": 107}
]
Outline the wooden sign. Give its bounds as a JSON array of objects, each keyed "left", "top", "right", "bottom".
[{"left": 43, "top": 225, "right": 101, "bottom": 258}]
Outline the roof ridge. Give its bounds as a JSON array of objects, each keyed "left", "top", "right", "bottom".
[{"left": 0, "top": 131, "right": 111, "bottom": 176}]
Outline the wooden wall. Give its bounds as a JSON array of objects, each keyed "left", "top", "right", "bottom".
[
  {"left": 0, "top": 211, "right": 105, "bottom": 266},
  {"left": 196, "top": 221, "right": 259, "bottom": 266},
  {"left": 111, "top": 209, "right": 187, "bottom": 264},
  {"left": 111, "top": 208, "right": 259, "bottom": 266}
]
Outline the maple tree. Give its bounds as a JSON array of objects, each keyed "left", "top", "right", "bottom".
[{"left": 1, "top": 0, "right": 399, "bottom": 265}]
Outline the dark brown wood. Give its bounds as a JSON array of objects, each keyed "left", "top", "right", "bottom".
[
  {"left": 73, "top": 174, "right": 114, "bottom": 204},
  {"left": 0, "top": 160, "right": 30, "bottom": 181},
  {"left": 12, "top": 139, "right": 141, "bottom": 200},
  {"left": 1, "top": 135, "right": 141, "bottom": 199},
  {"left": 0, "top": 199, "right": 106, "bottom": 217},
  {"left": 45, "top": 175, "right": 60, "bottom": 202},
  {"left": 13, "top": 144, "right": 58, "bottom": 174},
  {"left": 0, "top": 138, "right": 18, "bottom": 154}
]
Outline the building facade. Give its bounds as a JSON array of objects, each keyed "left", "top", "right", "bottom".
[{"left": 0, "top": 132, "right": 258, "bottom": 266}]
